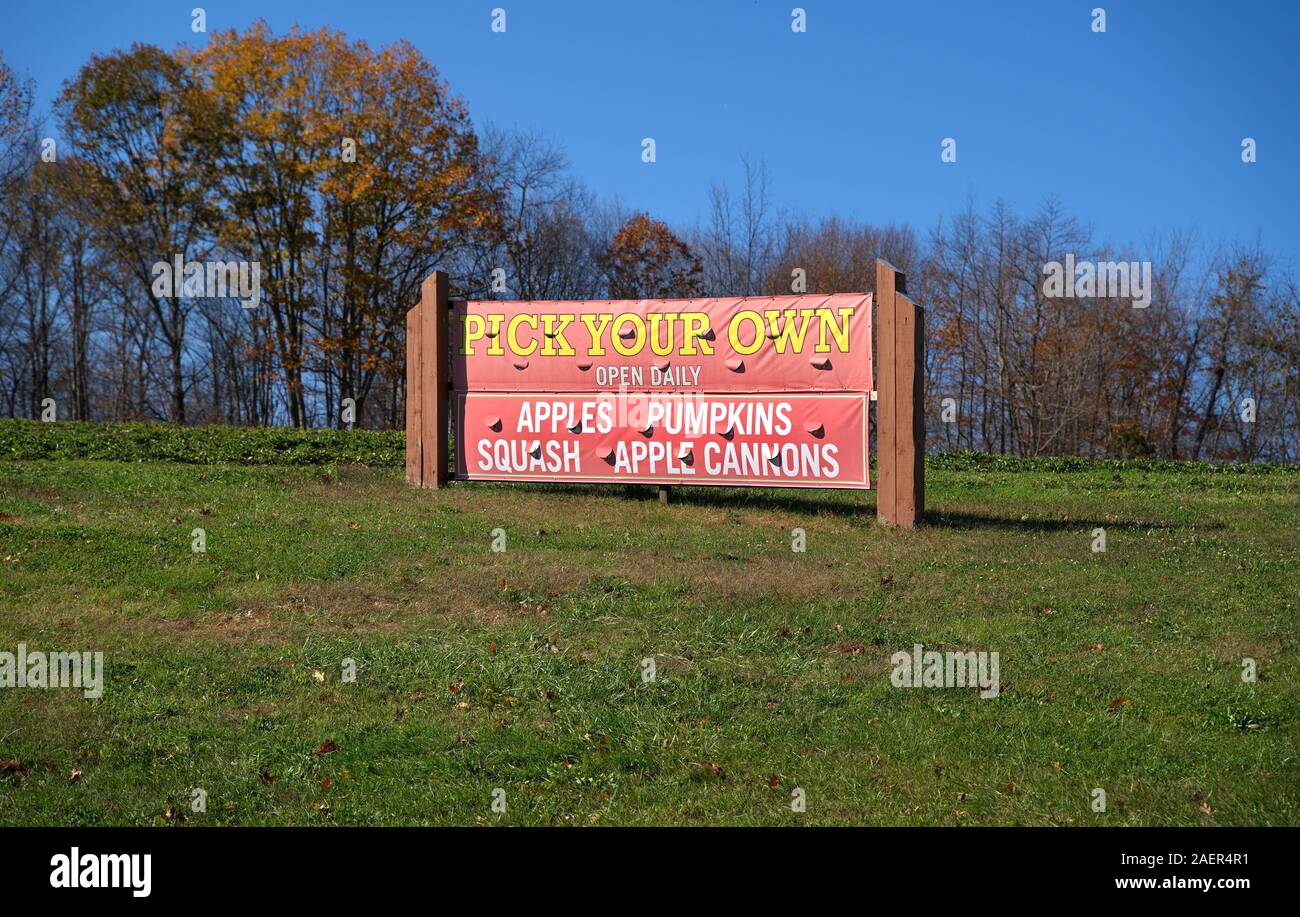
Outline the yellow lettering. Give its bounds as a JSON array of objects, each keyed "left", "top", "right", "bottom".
[
  {"left": 647, "top": 312, "right": 678, "bottom": 356},
  {"left": 681, "top": 312, "right": 714, "bottom": 356},
  {"left": 540, "top": 313, "right": 576, "bottom": 356},
  {"left": 764, "top": 308, "right": 815, "bottom": 354},
  {"left": 486, "top": 315, "right": 504, "bottom": 356},
  {"left": 507, "top": 314, "right": 538, "bottom": 356},
  {"left": 728, "top": 310, "right": 765, "bottom": 356},
  {"left": 611, "top": 313, "right": 646, "bottom": 357},
  {"left": 461, "top": 314, "right": 486, "bottom": 355},
  {"left": 580, "top": 313, "right": 613, "bottom": 356},
  {"left": 816, "top": 306, "right": 853, "bottom": 353}
]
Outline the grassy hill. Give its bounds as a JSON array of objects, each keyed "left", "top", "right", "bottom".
[{"left": 0, "top": 420, "right": 1296, "bottom": 825}]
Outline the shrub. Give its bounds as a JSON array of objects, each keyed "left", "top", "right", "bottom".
[{"left": 0, "top": 420, "right": 404, "bottom": 467}]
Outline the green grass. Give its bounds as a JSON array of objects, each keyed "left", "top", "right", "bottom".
[{"left": 0, "top": 424, "right": 1296, "bottom": 825}]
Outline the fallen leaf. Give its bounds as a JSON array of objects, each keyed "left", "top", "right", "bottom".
[
  {"left": 313, "top": 740, "right": 337, "bottom": 756},
  {"left": 258, "top": 769, "right": 278, "bottom": 784},
  {"left": 1107, "top": 697, "right": 1131, "bottom": 714},
  {"left": 0, "top": 758, "right": 31, "bottom": 781},
  {"left": 69, "top": 769, "right": 83, "bottom": 783},
  {"left": 312, "top": 670, "right": 325, "bottom": 683},
  {"left": 320, "top": 776, "right": 334, "bottom": 791}
]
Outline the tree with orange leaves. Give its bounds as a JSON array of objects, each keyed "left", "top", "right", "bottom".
[
  {"left": 602, "top": 213, "right": 702, "bottom": 300},
  {"left": 188, "top": 22, "right": 500, "bottom": 427}
]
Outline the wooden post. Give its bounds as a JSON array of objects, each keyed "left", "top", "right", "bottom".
[
  {"left": 876, "top": 259, "right": 925, "bottom": 527},
  {"left": 912, "top": 297, "right": 926, "bottom": 522},
  {"left": 405, "top": 304, "right": 423, "bottom": 485},
  {"left": 876, "top": 260, "right": 899, "bottom": 524},
  {"left": 658, "top": 485, "right": 671, "bottom": 504},
  {"left": 894, "top": 292, "right": 925, "bottom": 525},
  {"left": 418, "top": 271, "right": 450, "bottom": 489}
]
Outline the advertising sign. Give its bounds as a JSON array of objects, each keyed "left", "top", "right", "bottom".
[{"left": 451, "top": 293, "right": 872, "bottom": 489}]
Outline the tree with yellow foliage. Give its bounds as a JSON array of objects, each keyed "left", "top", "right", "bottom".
[{"left": 188, "top": 23, "right": 500, "bottom": 426}]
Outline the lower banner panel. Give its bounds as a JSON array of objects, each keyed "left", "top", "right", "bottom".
[{"left": 456, "top": 391, "right": 869, "bottom": 488}]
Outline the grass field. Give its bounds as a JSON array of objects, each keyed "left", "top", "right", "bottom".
[{"left": 1, "top": 422, "right": 1297, "bottom": 826}]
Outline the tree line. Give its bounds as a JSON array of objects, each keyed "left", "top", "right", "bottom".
[{"left": 1, "top": 25, "right": 1296, "bottom": 461}]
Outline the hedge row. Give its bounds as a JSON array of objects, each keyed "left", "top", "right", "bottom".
[
  {"left": 925, "top": 450, "right": 1298, "bottom": 474},
  {"left": 1, "top": 419, "right": 1293, "bottom": 474},
  {"left": 0, "top": 420, "right": 405, "bottom": 467}
]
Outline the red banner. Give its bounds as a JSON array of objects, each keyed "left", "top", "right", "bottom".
[
  {"left": 452, "top": 294, "right": 871, "bottom": 393},
  {"left": 457, "top": 392, "right": 868, "bottom": 488},
  {"left": 451, "top": 293, "right": 873, "bottom": 489}
]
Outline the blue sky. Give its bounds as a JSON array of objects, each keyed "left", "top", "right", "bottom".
[{"left": 6, "top": 0, "right": 1297, "bottom": 261}]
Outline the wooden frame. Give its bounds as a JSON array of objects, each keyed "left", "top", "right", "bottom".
[{"left": 406, "top": 264, "right": 924, "bottom": 526}]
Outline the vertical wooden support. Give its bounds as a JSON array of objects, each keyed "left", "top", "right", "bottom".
[
  {"left": 876, "top": 259, "right": 925, "bottom": 527},
  {"left": 876, "top": 260, "right": 900, "bottom": 525},
  {"left": 405, "top": 304, "right": 423, "bottom": 485},
  {"left": 911, "top": 299, "right": 926, "bottom": 522},
  {"left": 419, "top": 271, "right": 450, "bottom": 489},
  {"left": 894, "top": 292, "right": 925, "bottom": 525}
]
